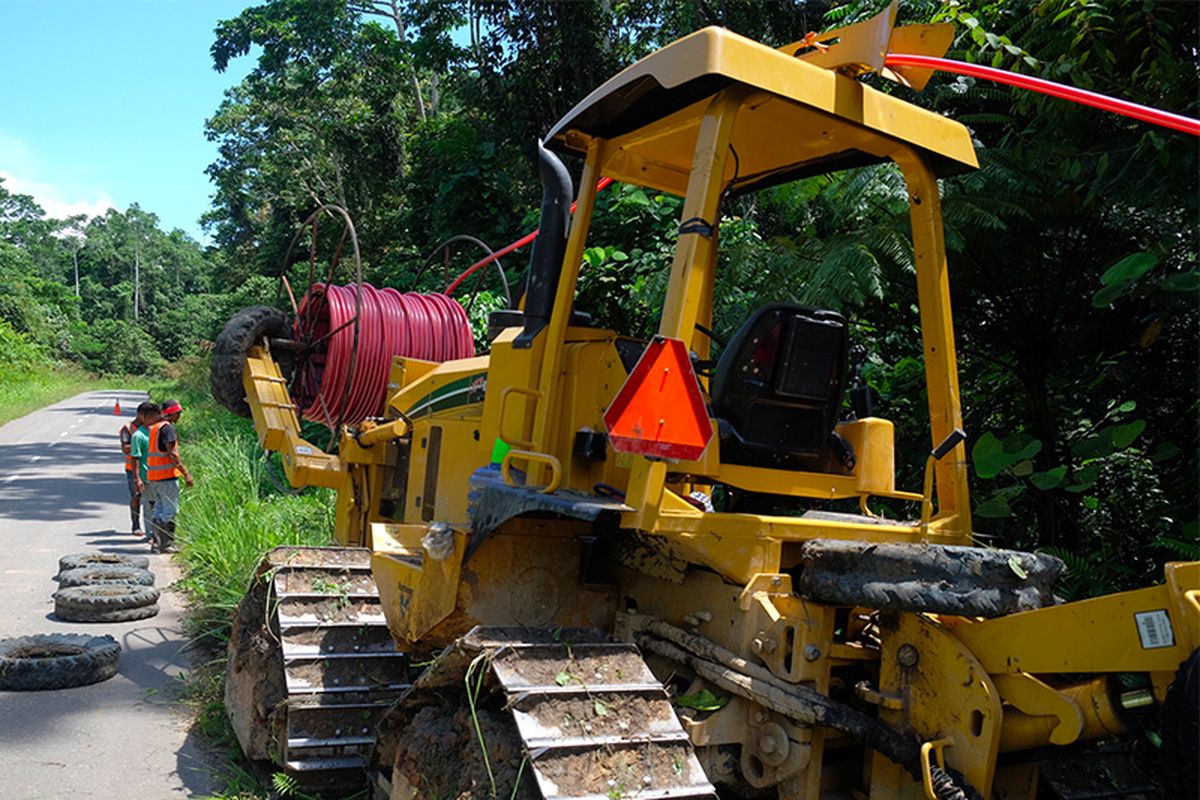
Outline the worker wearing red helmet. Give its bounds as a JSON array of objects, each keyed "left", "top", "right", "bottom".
[{"left": 144, "top": 399, "right": 194, "bottom": 553}]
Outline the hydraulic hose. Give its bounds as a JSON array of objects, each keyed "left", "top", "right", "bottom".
[
  {"left": 445, "top": 176, "right": 615, "bottom": 296},
  {"left": 885, "top": 54, "right": 1200, "bottom": 137},
  {"left": 294, "top": 283, "right": 474, "bottom": 427}
]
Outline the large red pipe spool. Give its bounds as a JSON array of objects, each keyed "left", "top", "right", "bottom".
[{"left": 291, "top": 282, "right": 474, "bottom": 427}]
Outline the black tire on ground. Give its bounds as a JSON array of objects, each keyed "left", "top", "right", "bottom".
[
  {"left": 54, "top": 584, "right": 160, "bottom": 623},
  {"left": 58, "top": 552, "right": 150, "bottom": 573},
  {"left": 57, "top": 565, "right": 155, "bottom": 588},
  {"left": 56, "top": 602, "right": 160, "bottom": 624},
  {"left": 1160, "top": 649, "right": 1199, "bottom": 800},
  {"left": 211, "top": 305, "right": 292, "bottom": 417},
  {"left": 0, "top": 633, "right": 120, "bottom": 690},
  {"left": 795, "top": 540, "right": 1065, "bottom": 618}
]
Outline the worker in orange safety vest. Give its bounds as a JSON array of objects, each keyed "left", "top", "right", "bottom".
[
  {"left": 141, "top": 399, "right": 193, "bottom": 553},
  {"left": 119, "top": 401, "right": 154, "bottom": 536}
]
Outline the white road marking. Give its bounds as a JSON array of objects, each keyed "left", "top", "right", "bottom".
[{"left": 29, "top": 456, "right": 40, "bottom": 463}]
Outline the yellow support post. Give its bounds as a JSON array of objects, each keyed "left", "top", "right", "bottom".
[
  {"left": 623, "top": 88, "right": 745, "bottom": 531},
  {"left": 894, "top": 148, "right": 971, "bottom": 538}
]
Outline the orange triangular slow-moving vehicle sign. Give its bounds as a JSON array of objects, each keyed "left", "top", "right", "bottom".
[{"left": 603, "top": 336, "right": 713, "bottom": 461}]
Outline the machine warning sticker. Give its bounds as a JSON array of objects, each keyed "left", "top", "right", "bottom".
[
  {"left": 1134, "top": 609, "right": 1175, "bottom": 649},
  {"left": 295, "top": 445, "right": 313, "bottom": 455}
]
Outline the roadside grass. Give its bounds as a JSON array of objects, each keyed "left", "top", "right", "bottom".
[
  {"left": 162, "top": 356, "right": 336, "bottom": 798},
  {"left": 0, "top": 365, "right": 114, "bottom": 426},
  {"left": 176, "top": 429, "right": 334, "bottom": 646}
]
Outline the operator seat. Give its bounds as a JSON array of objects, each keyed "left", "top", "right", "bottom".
[{"left": 710, "top": 304, "right": 851, "bottom": 471}]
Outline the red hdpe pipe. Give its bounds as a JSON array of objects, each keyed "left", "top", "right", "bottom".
[
  {"left": 445, "top": 176, "right": 615, "bottom": 295},
  {"left": 295, "top": 283, "right": 474, "bottom": 427},
  {"left": 885, "top": 53, "right": 1200, "bottom": 137}
]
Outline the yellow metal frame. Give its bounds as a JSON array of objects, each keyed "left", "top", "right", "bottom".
[{"left": 228, "top": 16, "right": 1200, "bottom": 800}]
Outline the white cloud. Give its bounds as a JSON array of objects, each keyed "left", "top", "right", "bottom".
[
  {"left": 0, "top": 130, "right": 116, "bottom": 222},
  {"left": 0, "top": 170, "right": 115, "bottom": 221}
]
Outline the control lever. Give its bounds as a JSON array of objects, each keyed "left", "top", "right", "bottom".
[{"left": 920, "top": 427, "right": 967, "bottom": 537}]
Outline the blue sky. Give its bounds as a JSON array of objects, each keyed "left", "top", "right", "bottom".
[{"left": 0, "top": 0, "right": 255, "bottom": 240}]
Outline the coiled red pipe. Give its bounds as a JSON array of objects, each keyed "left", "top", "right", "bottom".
[
  {"left": 885, "top": 53, "right": 1200, "bottom": 137},
  {"left": 294, "top": 283, "right": 474, "bottom": 427}
]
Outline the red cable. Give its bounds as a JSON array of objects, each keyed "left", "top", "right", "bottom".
[
  {"left": 445, "top": 176, "right": 616, "bottom": 295},
  {"left": 885, "top": 54, "right": 1200, "bottom": 137},
  {"left": 295, "top": 283, "right": 475, "bottom": 427}
]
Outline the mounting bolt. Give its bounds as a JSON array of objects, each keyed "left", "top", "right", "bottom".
[
  {"left": 753, "top": 637, "right": 778, "bottom": 655},
  {"left": 769, "top": 576, "right": 782, "bottom": 587},
  {"left": 897, "top": 644, "right": 920, "bottom": 668},
  {"left": 802, "top": 644, "right": 821, "bottom": 662}
]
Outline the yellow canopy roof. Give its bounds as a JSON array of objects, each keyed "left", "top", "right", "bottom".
[{"left": 545, "top": 27, "right": 978, "bottom": 196}]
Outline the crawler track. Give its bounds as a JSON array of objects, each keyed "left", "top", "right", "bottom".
[
  {"left": 377, "top": 627, "right": 717, "bottom": 800},
  {"left": 225, "top": 546, "right": 408, "bottom": 788}
]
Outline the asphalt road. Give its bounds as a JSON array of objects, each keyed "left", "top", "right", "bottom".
[{"left": 0, "top": 390, "right": 220, "bottom": 799}]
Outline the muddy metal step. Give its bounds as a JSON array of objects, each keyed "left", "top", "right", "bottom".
[
  {"left": 287, "top": 700, "right": 392, "bottom": 740},
  {"left": 488, "top": 640, "right": 717, "bottom": 800},
  {"left": 284, "top": 756, "right": 366, "bottom": 773},
  {"left": 272, "top": 564, "right": 375, "bottom": 596},
  {"left": 287, "top": 735, "right": 375, "bottom": 750},
  {"left": 279, "top": 622, "right": 398, "bottom": 656},
  {"left": 282, "top": 654, "right": 410, "bottom": 694},
  {"left": 276, "top": 595, "right": 387, "bottom": 626}
]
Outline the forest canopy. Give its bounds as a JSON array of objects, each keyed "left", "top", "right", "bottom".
[{"left": 2, "top": 0, "right": 1196, "bottom": 591}]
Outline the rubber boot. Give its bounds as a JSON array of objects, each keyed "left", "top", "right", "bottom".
[
  {"left": 130, "top": 504, "right": 142, "bottom": 535},
  {"left": 161, "top": 521, "right": 176, "bottom": 554},
  {"left": 149, "top": 519, "right": 164, "bottom": 553}
]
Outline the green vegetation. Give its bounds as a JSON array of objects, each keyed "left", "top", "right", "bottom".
[
  {"left": 1, "top": 1, "right": 1195, "bottom": 794},
  {"left": 198, "top": 0, "right": 1195, "bottom": 595},
  {"left": 156, "top": 363, "right": 333, "bottom": 799},
  {"left": 165, "top": 360, "right": 335, "bottom": 646},
  {"left": 0, "top": 361, "right": 103, "bottom": 427}
]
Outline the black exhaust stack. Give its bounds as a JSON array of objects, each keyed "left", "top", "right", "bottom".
[{"left": 514, "top": 141, "right": 574, "bottom": 349}]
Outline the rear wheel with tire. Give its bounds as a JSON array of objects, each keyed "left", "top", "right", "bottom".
[
  {"left": 58, "top": 565, "right": 155, "bottom": 588},
  {"left": 211, "top": 305, "right": 292, "bottom": 417},
  {"left": 58, "top": 552, "right": 150, "bottom": 572},
  {"left": 0, "top": 633, "right": 121, "bottom": 690},
  {"left": 53, "top": 584, "right": 161, "bottom": 623}
]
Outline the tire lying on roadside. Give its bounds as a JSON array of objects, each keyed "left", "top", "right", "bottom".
[
  {"left": 58, "top": 552, "right": 151, "bottom": 573},
  {"left": 796, "top": 539, "right": 1065, "bottom": 618},
  {"left": 57, "top": 565, "right": 155, "bottom": 588},
  {"left": 53, "top": 584, "right": 161, "bottom": 623},
  {"left": 211, "top": 305, "right": 292, "bottom": 417},
  {"left": 0, "top": 633, "right": 120, "bottom": 690}
]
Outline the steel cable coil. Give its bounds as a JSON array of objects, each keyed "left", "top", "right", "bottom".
[{"left": 294, "top": 283, "right": 474, "bottom": 427}]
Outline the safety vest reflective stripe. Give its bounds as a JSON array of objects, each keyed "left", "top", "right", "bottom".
[{"left": 146, "top": 422, "right": 181, "bottom": 481}]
